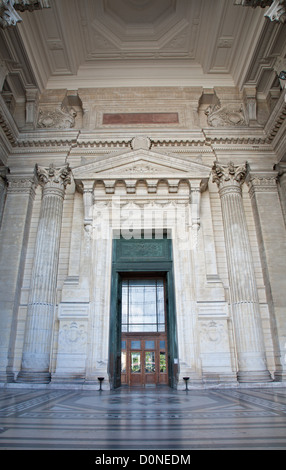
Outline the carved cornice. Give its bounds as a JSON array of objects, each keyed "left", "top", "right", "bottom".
[{"left": 264, "top": 88, "right": 286, "bottom": 144}]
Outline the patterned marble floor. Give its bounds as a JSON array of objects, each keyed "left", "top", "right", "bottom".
[{"left": 0, "top": 386, "right": 286, "bottom": 450}]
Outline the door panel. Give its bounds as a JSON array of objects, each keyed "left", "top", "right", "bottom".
[{"left": 121, "top": 334, "right": 168, "bottom": 386}]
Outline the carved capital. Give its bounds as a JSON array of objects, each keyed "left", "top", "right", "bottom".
[
  {"left": 247, "top": 172, "right": 278, "bottom": 198},
  {"left": 36, "top": 163, "right": 72, "bottom": 193},
  {"left": 212, "top": 161, "right": 247, "bottom": 191},
  {"left": 7, "top": 174, "right": 37, "bottom": 197}
]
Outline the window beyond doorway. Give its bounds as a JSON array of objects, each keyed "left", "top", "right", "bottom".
[{"left": 121, "top": 278, "right": 165, "bottom": 333}]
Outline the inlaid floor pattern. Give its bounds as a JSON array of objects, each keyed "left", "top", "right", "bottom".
[{"left": 0, "top": 386, "right": 286, "bottom": 450}]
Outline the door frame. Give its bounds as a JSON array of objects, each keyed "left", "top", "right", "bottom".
[{"left": 109, "top": 234, "right": 178, "bottom": 388}]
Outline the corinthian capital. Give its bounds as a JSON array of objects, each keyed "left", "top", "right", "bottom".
[
  {"left": 212, "top": 161, "right": 247, "bottom": 189},
  {"left": 36, "top": 163, "right": 72, "bottom": 191}
]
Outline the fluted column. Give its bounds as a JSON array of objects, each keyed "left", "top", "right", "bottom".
[
  {"left": 212, "top": 161, "right": 271, "bottom": 383},
  {"left": 18, "top": 163, "right": 71, "bottom": 383}
]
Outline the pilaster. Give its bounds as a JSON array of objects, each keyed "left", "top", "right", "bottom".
[
  {"left": 275, "top": 163, "right": 286, "bottom": 227},
  {"left": 0, "top": 167, "right": 8, "bottom": 228},
  {"left": 17, "top": 163, "right": 71, "bottom": 384},
  {"left": 247, "top": 170, "right": 286, "bottom": 381},
  {"left": 212, "top": 161, "right": 272, "bottom": 383}
]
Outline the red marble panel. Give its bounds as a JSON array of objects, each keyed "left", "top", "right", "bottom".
[{"left": 103, "top": 112, "right": 179, "bottom": 125}]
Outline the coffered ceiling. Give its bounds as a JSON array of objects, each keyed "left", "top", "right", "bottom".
[{"left": 1, "top": 0, "right": 285, "bottom": 94}]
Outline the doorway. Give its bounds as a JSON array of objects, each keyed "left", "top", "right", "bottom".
[
  {"left": 120, "top": 276, "right": 168, "bottom": 386},
  {"left": 109, "top": 234, "right": 178, "bottom": 389}
]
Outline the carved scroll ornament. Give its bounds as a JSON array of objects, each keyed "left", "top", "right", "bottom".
[
  {"left": 234, "top": 0, "right": 286, "bottom": 23},
  {"left": 0, "top": 0, "right": 50, "bottom": 28}
]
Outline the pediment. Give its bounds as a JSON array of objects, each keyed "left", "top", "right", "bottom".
[{"left": 72, "top": 149, "right": 211, "bottom": 181}]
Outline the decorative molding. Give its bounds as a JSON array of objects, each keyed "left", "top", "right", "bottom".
[{"left": 264, "top": 88, "right": 286, "bottom": 145}]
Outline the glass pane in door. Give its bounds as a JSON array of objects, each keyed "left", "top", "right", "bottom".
[
  {"left": 145, "top": 351, "right": 155, "bottom": 373},
  {"left": 160, "top": 352, "right": 166, "bottom": 373},
  {"left": 131, "top": 352, "right": 141, "bottom": 373},
  {"left": 121, "top": 351, "right": 126, "bottom": 374}
]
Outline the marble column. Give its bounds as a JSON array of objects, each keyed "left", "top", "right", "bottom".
[
  {"left": 212, "top": 161, "right": 272, "bottom": 383},
  {"left": 18, "top": 163, "right": 71, "bottom": 383}
]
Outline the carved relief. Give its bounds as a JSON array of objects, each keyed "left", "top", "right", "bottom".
[
  {"left": 205, "top": 103, "right": 246, "bottom": 127},
  {"left": 199, "top": 321, "right": 226, "bottom": 351},
  {"left": 59, "top": 322, "right": 87, "bottom": 353},
  {"left": 37, "top": 105, "right": 77, "bottom": 129}
]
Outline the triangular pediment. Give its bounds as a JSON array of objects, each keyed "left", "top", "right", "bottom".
[{"left": 72, "top": 149, "right": 211, "bottom": 180}]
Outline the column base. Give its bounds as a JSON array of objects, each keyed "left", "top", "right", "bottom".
[
  {"left": 51, "top": 373, "right": 85, "bottom": 384},
  {"left": 17, "top": 370, "right": 51, "bottom": 384},
  {"left": 274, "top": 371, "right": 286, "bottom": 382},
  {"left": 0, "top": 371, "right": 15, "bottom": 383},
  {"left": 237, "top": 370, "right": 273, "bottom": 383}
]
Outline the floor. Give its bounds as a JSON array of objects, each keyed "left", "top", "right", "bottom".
[{"left": 0, "top": 385, "right": 286, "bottom": 451}]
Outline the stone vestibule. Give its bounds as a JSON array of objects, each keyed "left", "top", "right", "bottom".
[
  {"left": 0, "top": 0, "right": 286, "bottom": 391},
  {"left": 1, "top": 135, "right": 283, "bottom": 390}
]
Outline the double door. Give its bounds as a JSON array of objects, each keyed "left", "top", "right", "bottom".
[{"left": 121, "top": 333, "right": 168, "bottom": 386}]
